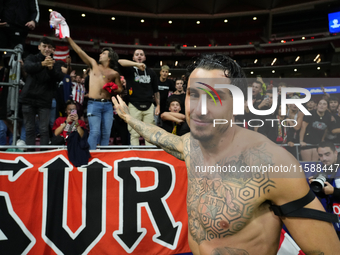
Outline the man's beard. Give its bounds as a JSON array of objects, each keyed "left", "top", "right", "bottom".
[
  {"left": 190, "top": 124, "right": 229, "bottom": 142},
  {"left": 191, "top": 128, "right": 214, "bottom": 142}
]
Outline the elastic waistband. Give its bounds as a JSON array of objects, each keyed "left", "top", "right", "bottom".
[{"left": 88, "top": 98, "right": 110, "bottom": 102}]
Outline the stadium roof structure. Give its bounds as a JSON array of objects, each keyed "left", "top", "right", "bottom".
[{"left": 39, "top": 0, "right": 338, "bottom": 19}]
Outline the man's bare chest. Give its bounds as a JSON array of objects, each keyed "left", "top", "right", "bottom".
[
  {"left": 92, "top": 68, "right": 115, "bottom": 82},
  {"left": 186, "top": 144, "right": 275, "bottom": 244}
]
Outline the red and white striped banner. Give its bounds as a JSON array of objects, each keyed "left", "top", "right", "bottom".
[{"left": 54, "top": 46, "right": 69, "bottom": 62}]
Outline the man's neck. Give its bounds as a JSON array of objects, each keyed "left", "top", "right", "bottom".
[
  {"left": 100, "top": 61, "right": 110, "bottom": 69},
  {"left": 160, "top": 77, "right": 166, "bottom": 82},
  {"left": 290, "top": 108, "right": 298, "bottom": 115},
  {"left": 174, "top": 90, "right": 184, "bottom": 95},
  {"left": 253, "top": 93, "right": 259, "bottom": 99}
]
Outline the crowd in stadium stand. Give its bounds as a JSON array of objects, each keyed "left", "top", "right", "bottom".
[
  {"left": 241, "top": 79, "right": 340, "bottom": 161},
  {"left": 0, "top": 35, "right": 340, "bottom": 159},
  {"left": 0, "top": 37, "right": 191, "bottom": 150}
]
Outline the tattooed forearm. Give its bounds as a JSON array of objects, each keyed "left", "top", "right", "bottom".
[
  {"left": 163, "top": 146, "right": 184, "bottom": 160},
  {"left": 153, "top": 132, "right": 186, "bottom": 160},
  {"left": 154, "top": 92, "right": 160, "bottom": 106},
  {"left": 211, "top": 247, "right": 249, "bottom": 255},
  {"left": 127, "top": 116, "right": 185, "bottom": 160}
]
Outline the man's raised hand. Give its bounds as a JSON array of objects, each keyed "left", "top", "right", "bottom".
[
  {"left": 49, "top": 11, "right": 70, "bottom": 39},
  {"left": 137, "top": 63, "right": 146, "bottom": 71},
  {"left": 112, "top": 95, "right": 130, "bottom": 122}
]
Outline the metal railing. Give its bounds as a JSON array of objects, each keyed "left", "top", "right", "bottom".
[
  {"left": 0, "top": 145, "right": 158, "bottom": 151},
  {"left": 0, "top": 142, "right": 315, "bottom": 161},
  {"left": 280, "top": 143, "right": 301, "bottom": 161},
  {"left": 0, "top": 44, "right": 23, "bottom": 146}
]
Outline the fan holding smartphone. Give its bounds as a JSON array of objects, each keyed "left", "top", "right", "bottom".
[{"left": 51, "top": 100, "right": 87, "bottom": 144}]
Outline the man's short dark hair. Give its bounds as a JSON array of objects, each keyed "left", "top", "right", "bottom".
[
  {"left": 101, "top": 47, "right": 119, "bottom": 70},
  {"left": 318, "top": 141, "right": 336, "bottom": 152},
  {"left": 187, "top": 54, "right": 247, "bottom": 97},
  {"left": 133, "top": 49, "right": 144, "bottom": 55},
  {"left": 39, "top": 37, "right": 55, "bottom": 48},
  {"left": 329, "top": 96, "right": 339, "bottom": 103},
  {"left": 253, "top": 81, "right": 262, "bottom": 87},
  {"left": 101, "top": 47, "right": 118, "bottom": 62},
  {"left": 167, "top": 97, "right": 182, "bottom": 109}
]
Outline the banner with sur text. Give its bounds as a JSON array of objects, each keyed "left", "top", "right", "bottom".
[{"left": 0, "top": 149, "right": 191, "bottom": 255}]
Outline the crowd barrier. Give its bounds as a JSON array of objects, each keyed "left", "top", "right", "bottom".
[
  {"left": 0, "top": 142, "right": 306, "bottom": 161},
  {"left": 0, "top": 147, "right": 338, "bottom": 255},
  {"left": 0, "top": 149, "right": 190, "bottom": 255},
  {"left": 0, "top": 45, "right": 23, "bottom": 146}
]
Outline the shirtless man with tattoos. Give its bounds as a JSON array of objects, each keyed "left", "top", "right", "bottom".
[
  {"left": 112, "top": 54, "right": 340, "bottom": 255},
  {"left": 66, "top": 37, "right": 144, "bottom": 149}
]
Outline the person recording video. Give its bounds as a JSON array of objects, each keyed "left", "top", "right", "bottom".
[
  {"left": 51, "top": 100, "right": 87, "bottom": 145},
  {"left": 309, "top": 141, "right": 340, "bottom": 239}
]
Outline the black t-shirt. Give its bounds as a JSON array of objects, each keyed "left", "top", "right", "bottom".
[
  {"left": 258, "top": 117, "right": 287, "bottom": 144},
  {"left": 158, "top": 79, "right": 175, "bottom": 114},
  {"left": 162, "top": 120, "right": 190, "bottom": 136},
  {"left": 325, "top": 112, "right": 339, "bottom": 143},
  {"left": 253, "top": 93, "right": 263, "bottom": 102},
  {"left": 303, "top": 110, "right": 332, "bottom": 145},
  {"left": 118, "top": 63, "right": 158, "bottom": 110},
  {"left": 329, "top": 114, "right": 340, "bottom": 143}
]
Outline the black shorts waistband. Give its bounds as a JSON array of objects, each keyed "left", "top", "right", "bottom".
[{"left": 88, "top": 98, "right": 111, "bottom": 102}]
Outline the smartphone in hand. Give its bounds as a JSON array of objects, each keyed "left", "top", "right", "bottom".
[{"left": 71, "top": 109, "right": 77, "bottom": 115}]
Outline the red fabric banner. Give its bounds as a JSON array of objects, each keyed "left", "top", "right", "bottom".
[{"left": 0, "top": 149, "right": 191, "bottom": 255}]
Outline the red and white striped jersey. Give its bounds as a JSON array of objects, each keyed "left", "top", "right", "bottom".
[
  {"left": 71, "top": 82, "right": 85, "bottom": 105},
  {"left": 277, "top": 229, "right": 304, "bottom": 255}
]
